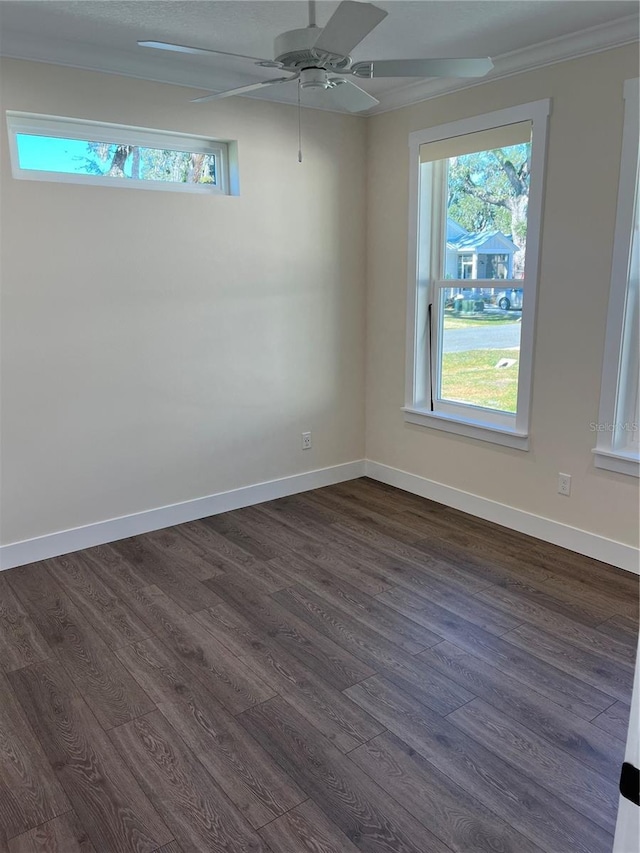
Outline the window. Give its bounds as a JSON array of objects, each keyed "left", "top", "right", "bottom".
[
  {"left": 404, "top": 100, "right": 551, "bottom": 449},
  {"left": 457, "top": 254, "right": 474, "bottom": 279},
  {"left": 485, "top": 254, "right": 509, "bottom": 280},
  {"left": 6, "top": 112, "right": 230, "bottom": 194},
  {"left": 593, "top": 78, "right": 639, "bottom": 477}
]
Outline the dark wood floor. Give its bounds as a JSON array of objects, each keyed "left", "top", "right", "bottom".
[{"left": 0, "top": 478, "right": 637, "bottom": 853}]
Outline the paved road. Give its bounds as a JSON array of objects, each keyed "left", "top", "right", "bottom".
[{"left": 443, "top": 322, "right": 521, "bottom": 353}]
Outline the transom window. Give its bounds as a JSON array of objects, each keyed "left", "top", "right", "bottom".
[
  {"left": 6, "top": 112, "right": 230, "bottom": 195},
  {"left": 404, "top": 100, "right": 551, "bottom": 449}
]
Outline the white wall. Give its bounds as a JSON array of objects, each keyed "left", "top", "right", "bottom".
[
  {"left": 365, "top": 44, "right": 640, "bottom": 549},
  {"left": 0, "top": 59, "right": 367, "bottom": 544},
  {"left": 2, "top": 47, "right": 638, "bottom": 559}
]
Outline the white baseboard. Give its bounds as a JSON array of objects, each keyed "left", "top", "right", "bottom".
[
  {"left": 3, "top": 457, "right": 637, "bottom": 575},
  {"left": 0, "top": 460, "right": 366, "bottom": 571},
  {"left": 365, "top": 460, "right": 639, "bottom": 575}
]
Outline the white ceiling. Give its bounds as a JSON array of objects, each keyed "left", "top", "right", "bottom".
[{"left": 0, "top": 1, "right": 638, "bottom": 112}]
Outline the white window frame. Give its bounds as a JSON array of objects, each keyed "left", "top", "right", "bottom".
[
  {"left": 593, "top": 78, "right": 639, "bottom": 478},
  {"left": 6, "top": 111, "right": 230, "bottom": 195},
  {"left": 404, "top": 99, "right": 551, "bottom": 450}
]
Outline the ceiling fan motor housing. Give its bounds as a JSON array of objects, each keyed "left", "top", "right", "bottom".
[{"left": 272, "top": 27, "right": 351, "bottom": 72}]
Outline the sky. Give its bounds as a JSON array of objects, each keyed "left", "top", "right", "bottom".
[{"left": 16, "top": 133, "right": 100, "bottom": 175}]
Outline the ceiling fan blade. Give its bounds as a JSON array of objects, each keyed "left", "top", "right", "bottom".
[
  {"left": 314, "top": 1, "right": 387, "bottom": 56},
  {"left": 138, "top": 41, "right": 279, "bottom": 66},
  {"left": 329, "top": 79, "right": 379, "bottom": 112},
  {"left": 191, "top": 76, "right": 296, "bottom": 103},
  {"left": 352, "top": 58, "right": 494, "bottom": 78}
]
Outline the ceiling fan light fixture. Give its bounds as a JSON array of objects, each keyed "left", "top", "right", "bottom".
[{"left": 299, "top": 68, "right": 332, "bottom": 90}]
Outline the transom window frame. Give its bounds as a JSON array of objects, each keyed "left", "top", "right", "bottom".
[
  {"left": 593, "top": 78, "right": 639, "bottom": 478},
  {"left": 6, "top": 111, "right": 231, "bottom": 195},
  {"left": 403, "top": 99, "right": 552, "bottom": 450}
]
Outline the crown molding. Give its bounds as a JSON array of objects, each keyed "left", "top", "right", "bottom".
[
  {"left": 370, "top": 13, "right": 639, "bottom": 115},
  {"left": 0, "top": 29, "right": 256, "bottom": 94}
]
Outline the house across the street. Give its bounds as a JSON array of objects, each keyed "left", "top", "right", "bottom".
[{"left": 445, "top": 217, "right": 520, "bottom": 280}]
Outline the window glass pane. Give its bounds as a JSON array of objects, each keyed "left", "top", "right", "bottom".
[
  {"left": 615, "top": 170, "right": 640, "bottom": 450},
  {"left": 442, "top": 136, "right": 531, "bottom": 281},
  {"left": 438, "top": 297, "right": 522, "bottom": 413},
  {"left": 15, "top": 133, "right": 217, "bottom": 185}
]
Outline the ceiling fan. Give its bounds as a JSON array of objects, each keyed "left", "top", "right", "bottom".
[{"left": 139, "top": 0, "right": 494, "bottom": 112}]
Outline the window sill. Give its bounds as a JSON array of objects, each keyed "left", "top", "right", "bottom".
[
  {"left": 402, "top": 407, "right": 529, "bottom": 450},
  {"left": 592, "top": 448, "right": 640, "bottom": 477}
]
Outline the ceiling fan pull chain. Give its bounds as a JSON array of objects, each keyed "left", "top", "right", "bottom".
[{"left": 298, "top": 79, "right": 303, "bottom": 163}]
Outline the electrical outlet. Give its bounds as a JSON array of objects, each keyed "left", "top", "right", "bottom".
[
  {"left": 302, "top": 431, "right": 312, "bottom": 450},
  {"left": 558, "top": 473, "right": 571, "bottom": 496}
]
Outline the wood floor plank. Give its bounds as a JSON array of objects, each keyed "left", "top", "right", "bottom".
[
  {"left": 591, "top": 700, "right": 632, "bottom": 742},
  {"left": 42, "top": 552, "right": 151, "bottom": 650},
  {"left": 109, "top": 537, "right": 223, "bottom": 614},
  {"left": 110, "top": 710, "right": 268, "bottom": 853},
  {"left": 504, "top": 623, "right": 634, "bottom": 702},
  {"left": 489, "top": 575, "right": 620, "bottom": 629},
  {"left": 135, "top": 526, "right": 227, "bottom": 582},
  {"left": 115, "top": 637, "right": 306, "bottom": 828},
  {"left": 255, "top": 495, "right": 400, "bottom": 595},
  {"left": 229, "top": 505, "right": 322, "bottom": 554},
  {"left": 194, "top": 605, "right": 384, "bottom": 753},
  {"left": 200, "top": 514, "right": 282, "bottom": 562},
  {"left": 204, "top": 573, "right": 375, "bottom": 691},
  {"left": 239, "top": 695, "right": 454, "bottom": 853},
  {"left": 475, "top": 584, "right": 637, "bottom": 665},
  {"left": 534, "top": 569, "right": 637, "bottom": 622},
  {"left": 401, "top": 528, "right": 521, "bottom": 589},
  {"left": 258, "top": 799, "right": 361, "bottom": 853},
  {"left": 0, "top": 574, "right": 50, "bottom": 674},
  {"left": 8, "top": 812, "right": 95, "bottom": 853},
  {"left": 419, "top": 641, "right": 625, "bottom": 778},
  {"left": 299, "top": 488, "right": 425, "bottom": 545},
  {"left": 206, "top": 555, "right": 291, "bottom": 596},
  {"left": 382, "top": 586, "right": 615, "bottom": 720},
  {"left": 345, "top": 675, "right": 613, "bottom": 853},
  {"left": 327, "top": 514, "right": 492, "bottom": 596},
  {"left": 113, "top": 584, "right": 276, "bottom": 715},
  {"left": 268, "top": 533, "right": 395, "bottom": 598},
  {"left": 269, "top": 552, "right": 438, "bottom": 654},
  {"left": 79, "top": 543, "right": 149, "bottom": 601},
  {"left": 259, "top": 494, "right": 369, "bottom": 547},
  {"left": 596, "top": 614, "right": 639, "bottom": 647},
  {"left": 434, "top": 508, "right": 638, "bottom": 617},
  {"left": 157, "top": 843, "right": 184, "bottom": 853},
  {"left": 176, "top": 519, "right": 277, "bottom": 578},
  {"left": 8, "top": 661, "right": 171, "bottom": 853},
  {"left": 273, "top": 584, "right": 474, "bottom": 715},
  {"left": 267, "top": 500, "right": 402, "bottom": 595},
  {"left": 396, "top": 507, "right": 631, "bottom": 623},
  {"left": 7, "top": 564, "right": 155, "bottom": 730},
  {"left": 326, "top": 519, "right": 490, "bottom": 596},
  {"left": 0, "top": 671, "right": 70, "bottom": 840},
  {"left": 382, "top": 580, "right": 521, "bottom": 637},
  {"left": 322, "top": 478, "right": 425, "bottom": 515},
  {"left": 447, "top": 697, "right": 619, "bottom": 833},
  {"left": 350, "top": 732, "right": 544, "bottom": 853}
]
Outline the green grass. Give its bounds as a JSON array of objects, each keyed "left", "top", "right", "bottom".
[
  {"left": 443, "top": 310, "right": 520, "bottom": 330},
  {"left": 441, "top": 348, "right": 519, "bottom": 413}
]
